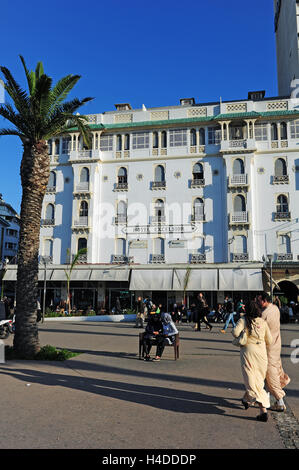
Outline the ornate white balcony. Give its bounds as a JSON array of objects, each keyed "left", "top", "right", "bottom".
[
  {"left": 272, "top": 175, "right": 289, "bottom": 184},
  {"left": 112, "top": 255, "right": 133, "bottom": 264},
  {"left": 230, "top": 212, "right": 248, "bottom": 223},
  {"left": 151, "top": 181, "right": 166, "bottom": 190},
  {"left": 74, "top": 216, "right": 89, "bottom": 227},
  {"left": 232, "top": 253, "right": 249, "bottom": 262},
  {"left": 274, "top": 212, "right": 291, "bottom": 221},
  {"left": 190, "top": 253, "right": 206, "bottom": 263},
  {"left": 151, "top": 254, "right": 165, "bottom": 263},
  {"left": 41, "top": 218, "right": 55, "bottom": 226},
  {"left": 276, "top": 253, "right": 293, "bottom": 261},
  {"left": 229, "top": 174, "right": 248, "bottom": 186}
]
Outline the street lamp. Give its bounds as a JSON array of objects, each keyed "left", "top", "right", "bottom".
[
  {"left": 39, "top": 256, "right": 52, "bottom": 323},
  {"left": 267, "top": 254, "right": 274, "bottom": 303}
]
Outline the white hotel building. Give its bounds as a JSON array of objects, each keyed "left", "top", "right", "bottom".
[{"left": 7, "top": 92, "right": 295, "bottom": 312}]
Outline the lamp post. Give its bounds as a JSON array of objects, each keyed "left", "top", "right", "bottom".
[
  {"left": 267, "top": 254, "right": 273, "bottom": 303},
  {"left": 39, "top": 256, "right": 52, "bottom": 323}
]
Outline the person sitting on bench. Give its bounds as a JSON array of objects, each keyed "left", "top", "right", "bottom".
[
  {"left": 143, "top": 310, "right": 164, "bottom": 362},
  {"left": 161, "top": 312, "right": 178, "bottom": 346}
]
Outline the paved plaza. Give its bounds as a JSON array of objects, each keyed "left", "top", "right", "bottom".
[{"left": 0, "top": 320, "right": 298, "bottom": 450}]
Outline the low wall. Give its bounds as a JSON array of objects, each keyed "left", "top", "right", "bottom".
[{"left": 44, "top": 314, "right": 136, "bottom": 323}]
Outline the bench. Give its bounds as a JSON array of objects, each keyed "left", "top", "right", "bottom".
[{"left": 138, "top": 332, "right": 180, "bottom": 360}]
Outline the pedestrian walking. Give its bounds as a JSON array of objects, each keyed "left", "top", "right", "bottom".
[
  {"left": 257, "top": 292, "right": 291, "bottom": 412},
  {"left": 232, "top": 300, "right": 273, "bottom": 422},
  {"left": 220, "top": 296, "right": 236, "bottom": 333},
  {"left": 194, "top": 293, "right": 212, "bottom": 331},
  {"left": 135, "top": 296, "right": 145, "bottom": 328}
]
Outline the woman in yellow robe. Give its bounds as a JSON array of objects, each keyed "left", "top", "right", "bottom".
[{"left": 232, "top": 301, "right": 273, "bottom": 422}]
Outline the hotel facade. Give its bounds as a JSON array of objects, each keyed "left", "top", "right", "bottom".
[{"left": 4, "top": 92, "right": 299, "bottom": 312}]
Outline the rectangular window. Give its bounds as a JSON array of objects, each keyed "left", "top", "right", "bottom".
[
  {"left": 100, "top": 135, "right": 114, "bottom": 151},
  {"left": 132, "top": 132, "right": 149, "bottom": 149},
  {"left": 290, "top": 120, "right": 299, "bottom": 139},
  {"left": 62, "top": 137, "right": 71, "bottom": 154},
  {"left": 208, "top": 127, "right": 221, "bottom": 144},
  {"left": 169, "top": 129, "right": 187, "bottom": 147},
  {"left": 255, "top": 123, "right": 268, "bottom": 141}
]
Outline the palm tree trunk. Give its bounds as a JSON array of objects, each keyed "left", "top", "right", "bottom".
[{"left": 13, "top": 140, "right": 50, "bottom": 358}]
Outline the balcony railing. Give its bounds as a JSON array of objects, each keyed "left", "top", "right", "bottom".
[
  {"left": 232, "top": 253, "right": 249, "bottom": 262},
  {"left": 273, "top": 175, "right": 289, "bottom": 184},
  {"left": 230, "top": 174, "right": 248, "bottom": 186},
  {"left": 41, "top": 218, "right": 55, "bottom": 226},
  {"left": 78, "top": 150, "right": 92, "bottom": 158},
  {"left": 114, "top": 215, "right": 127, "bottom": 225},
  {"left": 151, "top": 181, "right": 166, "bottom": 190},
  {"left": 229, "top": 139, "right": 246, "bottom": 148},
  {"left": 151, "top": 215, "right": 166, "bottom": 224},
  {"left": 274, "top": 212, "right": 291, "bottom": 221},
  {"left": 46, "top": 185, "right": 56, "bottom": 193},
  {"left": 151, "top": 254, "right": 165, "bottom": 263},
  {"left": 75, "top": 182, "right": 90, "bottom": 192},
  {"left": 74, "top": 217, "right": 89, "bottom": 227},
  {"left": 112, "top": 255, "right": 133, "bottom": 264},
  {"left": 115, "top": 182, "right": 128, "bottom": 191},
  {"left": 230, "top": 212, "right": 248, "bottom": 223},
  {"left": 191, "top": 213, "right": 205, "bottom": 222},
  {"left": 190, "top": 253, "right": 206, "bottom": 263},
  {"left": 190, "top": 178, "right": 205, "bottom": 188},
  {"left": 276, "top": 253, "right": 293, "bottom": 261}
]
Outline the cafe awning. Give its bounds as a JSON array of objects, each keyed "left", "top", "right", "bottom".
[
  {"left": 219, "top": 268, "right": 263, "bottom": 291},
  {"left": 172, "top": 268, "right": 218, "bottom": 291},
  {"left": 90, "top": 268, "right": 130, "bottom": 282},
  {"left": 129, "top": 269, "right": 173, "bottom": 291}
]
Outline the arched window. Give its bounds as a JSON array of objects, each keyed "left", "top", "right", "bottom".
[
  {"left": 117, "top": 201, "right": 127, "bottom": 218},
  {"left": 278, "top": 234, "right": 291, "bottom": 254},
  {"left": 233, "top": 158, "right": 244, "bottom": 175},
  {"left": 280, "top": 122, "right": 288, "bottom": 140},
  {"left": 161, "top": 131, "right": 167, "bottom": 148},
  {"left": 153, "top": 132, "right": 159, "bottom": 149},
  {"left": 47, "top": 140, "right": 53, "bottom": 155},
  {"left": 48, "top": 171, "right": 56, "bottom": 189},
  {"left": 154, "top": 199, "right": 165, "bottom": 218},
  {"left": 44, "top": 239, "right": 53, "bottom": 257},
  {"left": 276, "top": 194, "right": 288, "bottom": 213},
  {"left": 78, "top": 238, "right": 87, "bottom": 251},
  {"left": 80, "top": 167, "right": 90, "bottom": 183},
  {"left": 124, "top": 134, "right": 130, "bottom": 150},
  {"left": 45, "top": 203, "right": 54, "bottom": 221},
  {"left": 118, "top": 167, "right": 127, "bottom": 184},
  {"left": 190, "top": 129, "right": 197, "bottom": 146},
  {"left": 199, "top": 128, "right": 205, "bottom": 145},
  {"left": 275, "top": 158, "right": 287, "bottom": 176},
  {"left": 154, "top": 237, "right": 165, "bottom": 255},
  {"left": 117, "top": 135, "right": 122, "bottom": 151},
  {"left": 54, "top": 139, "right": 60, "bottom": 155},
  {"left": 234, "top": 194, "right": 246, "bottom": 212},
  {"left": 155, "top": 165, "right": 165, "bottom": 182},
  {"left": 79, "top": 201, "right": 88, "bottom": 217},
  {"left": 193, "top": 197, "right": 204, "bottom": 220},
  {"left": 193, "top": 162, "right": 204, "bottom": 181},
  {"left": 62, "top": 136, "right": 71, "bottom": 154},
  {"left": 271, "top": 123, "right": 278, "bottom": 141},
  {"left": 116, "top": 238, "right": 126, "bottom": 255}
]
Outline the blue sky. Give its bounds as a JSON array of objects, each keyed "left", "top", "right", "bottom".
[{"left": 0, "top": 0, "right": 277, "bottom": 212}]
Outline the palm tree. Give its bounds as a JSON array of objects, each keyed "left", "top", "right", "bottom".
[
  {"left": 0, "top": 56, "right": 93, "bottom": 358},
  {"left": 64, "top": 247, "right": 87, "bottom": 314}
]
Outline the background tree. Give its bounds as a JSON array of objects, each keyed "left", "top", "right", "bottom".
[
  {"left": 0, "top": 56, "right": 93, "bottom": 358},
  {"left": 64, "top": 247, "right": 87, "bottom": 314}
]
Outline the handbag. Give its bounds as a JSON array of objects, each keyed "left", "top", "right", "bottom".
[{"left": 232, "top": 328, "right": 247, "bottom": 347}]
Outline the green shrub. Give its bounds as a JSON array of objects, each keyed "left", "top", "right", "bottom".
[{"left": 5, "top": 345, "right": 80, "bottom": 361}]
